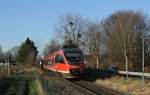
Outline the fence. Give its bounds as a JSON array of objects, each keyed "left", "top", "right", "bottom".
[{"left": 119, "top": 71, "right": 150, "bottom": 78}]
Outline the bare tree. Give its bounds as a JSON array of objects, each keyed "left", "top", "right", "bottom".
[
  {"left": 55, "top": 13, "right": 88, "bottom": 45},
  {"left": 43, "top": 39, "right": 60, "bottom": 56},
  {"left": 102, "top": 10, "right": 150, "bottom": 78},
  {"left": 83, "top": 22, "right": 104, "bottom": 69},
  {"left": 4, "top": 46, "right": 19, "bottom": 60}
]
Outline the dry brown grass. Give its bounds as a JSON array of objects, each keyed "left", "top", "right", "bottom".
[
  {"left": 36, "top": 80, "right": 46, "bottom": 95},
  {"left": 95, "top": 76, "right": 150, "bottom": 95},
  {"left": 15, "top": 64, "right": 41, "bottom": 74},
  {"left": 0, "top": 65, "right": 8, "bottom": 78}
]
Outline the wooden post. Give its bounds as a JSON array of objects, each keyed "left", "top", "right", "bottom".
[{"left": 7, "top": 61, "right": 10, "bottom": 75}]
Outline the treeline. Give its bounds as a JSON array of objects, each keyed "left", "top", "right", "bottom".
[
  {"left": 0, "top": 37, "right": 38, "bottom": 66},
  {"left": 44, "top": 10, "right": 150, "bottom": 72},
  {"left": 0, "top": 45, "right": 19, "bottom": 63}
]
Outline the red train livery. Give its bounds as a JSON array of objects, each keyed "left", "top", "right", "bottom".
[{"left": 42, "top": 47, "right": 85, "bottom": 78}]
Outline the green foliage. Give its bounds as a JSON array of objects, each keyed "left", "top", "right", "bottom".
[
  {"left": 16, "top": 37, "right": 38, "bottom": 64},
  {"left": 29, "top": 81, "right": 38, "bottom": 95}
]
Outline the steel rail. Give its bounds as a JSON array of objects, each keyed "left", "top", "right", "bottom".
[{"left": 64, "top": 79, "right": 126, "bottom": 95}]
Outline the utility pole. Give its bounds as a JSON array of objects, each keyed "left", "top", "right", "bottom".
[
  {"left": 7, "top": 61, "right": 10, "bottom": 75},
  {"left": 7, "top": 55, "right": 11, "bottom": 75},
  {"left": 142, "top": 36, "right": 145, "bottom": 83}
]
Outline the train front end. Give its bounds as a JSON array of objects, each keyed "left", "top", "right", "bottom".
[{"left": 62, "top": 48, "right": 85, "bottom": 78}]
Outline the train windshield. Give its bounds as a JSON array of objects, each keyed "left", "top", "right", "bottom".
[{"left": 65, "top": 52, "right": 83, "bottom": 65}]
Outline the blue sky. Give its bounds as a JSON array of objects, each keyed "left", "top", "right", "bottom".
[{"left": 0, "top": 0, "right": 150, "bottom": 53}]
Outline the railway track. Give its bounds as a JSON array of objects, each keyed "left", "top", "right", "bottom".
[
  {"left": 42, "top": 69, "right": 127, "bottom": 95},
  {"left": 64, "top": 79, "right": 126, "bottom": 95},
  {"left": 63, "top": 79, "right": 97, "bottom": 95}
]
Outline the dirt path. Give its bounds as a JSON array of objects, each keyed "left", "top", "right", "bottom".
[{"left": 36, "top": 79, "right": 46, "bottom": 95}]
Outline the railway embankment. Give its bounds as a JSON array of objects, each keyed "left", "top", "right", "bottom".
[
  {"left": 95, "top": 76, "right": 150, "bottom": 95},
  {"left": 1, "top": 65, "right": 149, "bottom": 95},
  {"left": 82, "top": 68, "right": 150, "bottom": 95}
]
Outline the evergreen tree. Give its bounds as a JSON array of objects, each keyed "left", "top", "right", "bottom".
[{"left": 16, "top": 37, "right": 38, "bottom": 65}]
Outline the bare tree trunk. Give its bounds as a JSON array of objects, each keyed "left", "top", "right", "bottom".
[
  {"left": 7, "top": 61, "right": 10, "bottom": 75},
  {"left": 96, "top": 55, "right": 99, "bottom": 69},
  {"left": 124, "top": 50, "right": 128, "bottom": 79},
  {"left": 109, "top": 53, "right": 112, "bottom": 65},
  {"left": 72, "top": 31, "right": 76, "bottom": 41}
]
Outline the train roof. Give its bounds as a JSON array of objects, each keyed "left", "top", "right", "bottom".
[
  {"left": 43, "top": 47, "right": 83, "bottom": 61},
  {"left": 60, "top": 47, "right": 82, "bottom": 53}
]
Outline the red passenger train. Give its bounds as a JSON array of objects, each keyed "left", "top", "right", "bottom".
[{"left": 42, "top": 47, "right": 85, "bottom": 78}]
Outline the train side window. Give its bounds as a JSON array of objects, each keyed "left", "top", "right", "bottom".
[
  {"left": 55, "top": 54, "right": 59, "bottom": 63},
  {"left": 48, "top": 60, "right": 53, "bottom": 65},
  {"left": 59, "top": 55, "right": 65, "bottom": 64},
  {"left": 55, "top": 54, "right": 65, "bottom": 64}
]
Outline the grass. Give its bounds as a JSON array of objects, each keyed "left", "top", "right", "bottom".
[
  {"left": 0, "top": 65, "right": 8, "bottom": 78},
  {"left": 0, "top": 65, "right": 42, "bottom": 95},
  {"left": 41, "top": 77, "right": 62, "bottom": 95},
  {"left": 1, "top": 65, "right": 88, "bottom": 95},
  {"left": 29, "top": 81, "right": 38, "bottom": 95},
  {"left": 0, "top": 77, "right": 39, "bottom": 95},
  {"left": 2, "top": 80, "right": 25, "bottom": 95},
  {"left": 95, "top": 76, "right": 150, "bottom": 95}
]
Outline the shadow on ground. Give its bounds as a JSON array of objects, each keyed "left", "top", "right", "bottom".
[{"left": 81, "top": 68, "right": 118, "bottom": 82}]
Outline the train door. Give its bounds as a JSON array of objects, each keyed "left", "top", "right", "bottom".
[{"left": 54, "top": 53, "right": 68, "bottom": 73}]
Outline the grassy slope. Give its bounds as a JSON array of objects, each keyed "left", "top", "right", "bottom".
[{"left": 95, "top": 76, "right": 150, "bottom": 95}]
